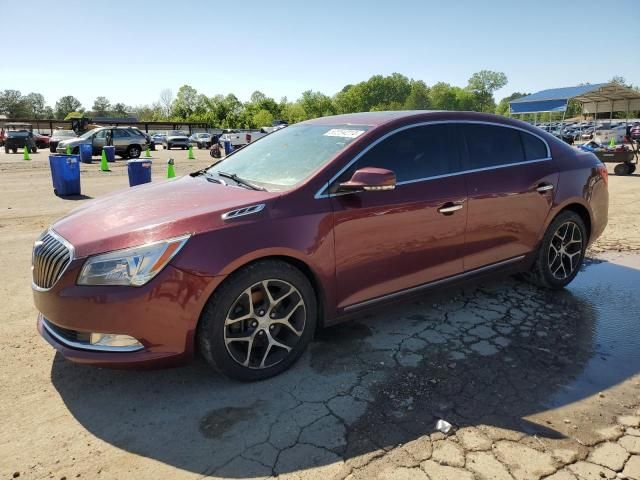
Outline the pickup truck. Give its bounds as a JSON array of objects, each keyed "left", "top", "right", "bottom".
[{"left": 218, "top": 129, "right": 268, "bottom": 148}]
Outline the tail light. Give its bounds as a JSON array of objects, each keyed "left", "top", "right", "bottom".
[{"left": 597, "top": 163, "right": 608, "bottom": 186}]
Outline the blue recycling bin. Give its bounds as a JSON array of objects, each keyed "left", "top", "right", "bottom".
[
  {"left": 103, "top": 145, "right": 116, "bottom": 162},
  {"left": 49, "top": 154, "right": 81, "bottom": 196},
  {"left": 127, "top": 159, "right": 152, "bottom": 187},
  {"left": 79, "top": 143, "right": 93, "bottom": 163},
  {"left": 223, "top": 140, "right": 233, "bottom": 155}
]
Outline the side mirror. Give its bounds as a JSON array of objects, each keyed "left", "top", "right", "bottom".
[{"left": 339, "top": 167, "right": 396, "bottom": 193}]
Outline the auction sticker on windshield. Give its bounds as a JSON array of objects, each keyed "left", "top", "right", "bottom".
[{"left": 323, "top": 128, "right": 365, "bottom": 139}]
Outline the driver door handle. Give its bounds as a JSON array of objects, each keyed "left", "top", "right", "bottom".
[
  {"left": 438, "top": 203, "right": 464, "bottom": 214},
  {"left": 536, "top": 183, "right": 554, "bottom": 193}
]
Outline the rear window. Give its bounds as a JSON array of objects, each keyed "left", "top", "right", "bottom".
[
  {"left": 463, "top": 124, "right": 524, "bottom": 169},
  {"left": 521, "top": 132, "right": 547, "bottom": 160}
]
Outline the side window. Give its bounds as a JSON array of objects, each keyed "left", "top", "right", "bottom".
[
  {"left": 94, "top": 130, "right": 106, "bottom": 139},
  {"left": 113, "top": 129, "right": 130, "bottom": 138},
  {"left": 520, "top": 132, "right": 548, "bottom": 160},
  {"left": 341, "top": 125, "right": 460, "bottom": 184},
  {"left": 463, "top": 124, "right": 525, "bottom": 169}
]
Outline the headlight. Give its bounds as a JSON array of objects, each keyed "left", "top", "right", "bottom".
[{"left": 77, "top": 235, "right": 190, "bottom": 286}]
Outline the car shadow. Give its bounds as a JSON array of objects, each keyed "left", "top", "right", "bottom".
[
  {"left": 50, "top": 256, "right": 640, "bottom": 477},
  {"left": 55, "top": 194, "right": 93, "bottom": 201}
]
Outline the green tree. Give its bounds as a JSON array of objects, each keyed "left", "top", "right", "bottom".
[
  {"left": 428, "top": 82, "right": 458, "bottom": 110},
  {"left": 253, "top": 109, "right": 274, "bottom": 127},
  {"left": 24, "top": 93, "right": 47, "bottom": 118},
  {"left": 404, "top": 80, "right": 430, "bottom": 110},
  {"left": 466, "top": 70, "right": 508, "bottom": 112},
  {"left": 112, "top": 102, "right": 130, "bottom": 116},
  {"left": 0, "top": 89, "right": 29, "bottom": 118},
  {"left": 92, "top": 96, "right": 111, "bottom": 116},
  {"left": 299, "top": 90, "right": 335, "bottom": 119},
  {"left": 171, "top": 85, "right": 199, "bottom": 119},
  {"left": 55, "top": 96, "right": 83, "bottom": 120}
]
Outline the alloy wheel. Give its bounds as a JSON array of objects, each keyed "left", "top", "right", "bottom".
[
  {"left": 548, "top": 221, "right": 583, "bottom": 280},
  {"left": 224, "top": 279, "right": 306, "bottom": 369}
]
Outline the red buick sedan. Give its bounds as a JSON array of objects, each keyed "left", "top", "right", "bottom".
[{"left": 33, "top": 111, "right": 608, "bottom": 380}]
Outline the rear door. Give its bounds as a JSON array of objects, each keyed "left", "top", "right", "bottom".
[
  {"left": 460, "top": 123, "right": 557, "bottom": 270},
  {"left": 112, "top": 129, "right": 131, "bottom": 154},
  {"left": 330, "top": 124, "right": 467, "bottom": 310}
]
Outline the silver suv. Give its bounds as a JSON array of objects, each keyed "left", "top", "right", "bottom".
[
  {"left": 163, "top": 130, "right": 190, "bottom": 150},
  {"left": 56, "top": 127, "right": 149, "bottom": 159}
]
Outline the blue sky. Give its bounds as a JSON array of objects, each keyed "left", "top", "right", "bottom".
[{"left": 2, "top": 0, "right": 639, "bottom": 109}]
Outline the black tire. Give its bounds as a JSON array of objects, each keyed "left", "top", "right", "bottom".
[
  {"left": 197, "top": 143, "right": 203, "bottom": 149},
  {"left": 527, "top": 211, "right": 587, "bottom": 289},
  {"left": 4, "top": 148, "right": 9, "bottom": 154},
  {"left": 72, "top": 146, "right": 79, "bottom": 155},
  {"left": 50, "top": 145, "right": 56, "bottom": 153},
  {"left": 181, "top": 146, "right": 186, "bottom": 150},
  {"left": 614, "top": 163, "right": 630, "bottom": 176},
  {"left": 127, "top": 145, "right": 141, "bottom": 159},
  {"left": 198, "top": 260, "right": 317, "bottom": 381},
  {"left": 627, "top": 163, "right": 636, "bottom": 174},
  {"left": 31, "top": 147, "right": 38, "bottom": 153},
  {"left": 12, "top": 148, "right": 17, "bottom": 154}
]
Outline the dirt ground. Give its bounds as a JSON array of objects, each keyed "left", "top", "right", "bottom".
[{"left": 0, "top": 149, "right": 639, "bottom": 480}]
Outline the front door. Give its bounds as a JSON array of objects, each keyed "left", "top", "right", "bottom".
[
  {"left": 330, "top": 124, "right": 467, "bottom": 310},
  {"left": 92, "top": 129, "right": 107, "bottom": 155},
  {"left": 459, "top": 123, "right": 557, "bottom": 270}
]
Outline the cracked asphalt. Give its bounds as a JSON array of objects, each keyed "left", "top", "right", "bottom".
[{"left": 1, "top": 154, "right": 639, "bottom": 480}]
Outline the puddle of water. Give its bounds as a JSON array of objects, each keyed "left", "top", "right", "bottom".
[{"left": 547, "top": 254, "right": 640, "bottom": 406}]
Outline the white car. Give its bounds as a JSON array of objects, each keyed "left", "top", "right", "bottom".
[{"left": 593, "top": 124, "right": 628, "bottom": 145}]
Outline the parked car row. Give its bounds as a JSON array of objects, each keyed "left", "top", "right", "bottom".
[{"left": 56, "top": 126, "right": 149, "bottom": 159}]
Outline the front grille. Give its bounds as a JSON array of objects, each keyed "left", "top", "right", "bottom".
[
  {"left": 43, "top": 318, "right": 90, "bottom": 343},
  {"left": 32, "top": 232, "right": 72, "bottom": 289}
]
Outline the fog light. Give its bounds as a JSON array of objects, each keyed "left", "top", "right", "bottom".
[{"left": 90, "top": 333, "right": 143, "bottom": 349}]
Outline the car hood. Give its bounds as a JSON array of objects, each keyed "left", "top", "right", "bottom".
[
  {"left": 58, "top": 138, "right": 89, "bottom": 148},
  {"left": 52, "top": 176, "right": 280, "bottom": 258}
]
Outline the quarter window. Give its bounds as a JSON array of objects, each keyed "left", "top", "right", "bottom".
[
  {"left": 343, "top": 125, "right": 461, "bottom": 184},
  {"left": 463, "top": 124, "right": 525, "bottom": 169},
  {"left": 520, "top": 131, "right": 548, "bottom": 160},
  {"left": 113, "top": 129, "right": 130, "bottom": 138}
]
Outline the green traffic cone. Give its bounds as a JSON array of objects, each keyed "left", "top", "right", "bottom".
[
  {"left": 23, "top": 145, "right": 31, "bottom": 161},
  {"left": 66, "top": 144, "right": 71, "bottom": 155},
  {"left": 188, "top": 145, "right": 195, "bottom": 160},
  {"left": 167, "top": 158, "right": 176, "bottom": 178},
  {"left": 609, "top": 137, "right": 616, "bottom": 148},
  {"left": 100, "top": 149, "right": 110, "bottom": 172},
  {"left": 145, "top": 147, "right": 151, "bottom": 158}
]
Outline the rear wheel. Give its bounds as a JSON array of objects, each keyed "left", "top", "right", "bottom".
[
  {"left": 198, "top": 260, "right": 317, "bottom": 381},
  {"left": 527, "top": 211, "right": 587, "bottom": 289},
  {"left": 12, "top": 148, "right": 17, "bottom": 153},
  {"left": 127, "top": 145, "right": 141, "bottom": 159},
  {"left": 31, "top": 147, "right": 37, "bottom": 153},
  {"left": 614, "top": 162, "right": 630, "bottom": 175},
  {"left": 4, "top": 147, "right": 8, "bottom": 154}
]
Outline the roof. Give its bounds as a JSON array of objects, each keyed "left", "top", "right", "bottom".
[
  {"left": 510, "top": 82, "right": 640, "bottom": 114},
  {"left": 304, "top": 110, "right": 440, "bottom": 126}
]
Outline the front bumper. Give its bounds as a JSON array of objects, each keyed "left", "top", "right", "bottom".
[{"left": 34, "top": 261, "right": 224, "bottom": 369}]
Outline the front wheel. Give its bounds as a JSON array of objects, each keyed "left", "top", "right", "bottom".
[
  {"left": 198, "top": 260, "right": 317, "bottom": 381},
  {"left": 527, "top": 211, "right": 587, "bottom": 289},
  {"left": 127, "top": 145, "right": 141, "bottom": 159}
]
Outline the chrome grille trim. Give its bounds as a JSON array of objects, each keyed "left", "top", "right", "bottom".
[
  {"left": 221, "top": 203, "right": 265, "bottom": 221},
  {"left": 32, "top": 229, "right": 74, "bottom": 291}
]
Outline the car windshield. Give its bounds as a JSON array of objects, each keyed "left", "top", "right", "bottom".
[
  {"left": 78, "top": 129, "right": 100, "bottom": 139},
  {"left": 207, "top": 123, "right": 369, "bottom": 190},
  {"left": 197, "top": 133, "right": 209, "bottom": 137},
  {"left": 168, "top": 130, "right": 183, "bottom": 136}
]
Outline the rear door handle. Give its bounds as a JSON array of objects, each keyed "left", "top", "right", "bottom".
[
  {"left": 536, "top": 183, "right": 554, "bottom": 193},
  {"left": 438, "top": 203, "right": 464, "bottom": 214}
]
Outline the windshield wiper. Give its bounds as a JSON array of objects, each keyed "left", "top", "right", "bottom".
[{"left": 217, "top": 171, "right": 266, "bottom": 191}]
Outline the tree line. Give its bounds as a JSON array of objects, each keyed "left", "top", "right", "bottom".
[{"left": 0, "top": 72, "right": 635, "bottom": 127}]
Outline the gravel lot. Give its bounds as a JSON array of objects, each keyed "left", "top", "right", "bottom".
[{"left": 0, "top": 148, "right": 639, "bottom": 480}]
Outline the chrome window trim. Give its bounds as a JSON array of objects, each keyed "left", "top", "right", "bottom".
[
  {"left": 42, "top": 318, "right": 144, "bottom": 353},
  {"left": 343, "top": 254, "right": 526, "bottom": 312},
  {"left": 314, "top": 120, "right": 552, "bottom": 199},
  {"left": 31, "top": 228, "right": 75, "bottom": 292}
]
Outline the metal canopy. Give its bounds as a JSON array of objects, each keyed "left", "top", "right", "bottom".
[{"left": 509, "top": 82, "right": 640, "bottom": 115}]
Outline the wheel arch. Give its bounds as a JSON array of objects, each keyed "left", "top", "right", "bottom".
[
  {"left": 559, "top": 203, "right": 592, "bottom": 242},
  {"left": 201, "top": 253, "right": 328, "bottom": 330}
]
